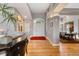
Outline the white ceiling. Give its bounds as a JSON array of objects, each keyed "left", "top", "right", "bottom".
[
  {"left": 28, "top": 3, "right": 50, "bottom": 14},
  {"left": 60, "top": 3, "right": 79, "bottom": 15},
  {"left": 65, "top": 3, "right": 79, "bottom": 8},
  {"left": 60, "top": 8, "right": 79, "bottom": 15}
]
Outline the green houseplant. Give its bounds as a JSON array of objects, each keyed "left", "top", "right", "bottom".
[{"left": 0, "top": 3, "right": 17, "bottom": 29}]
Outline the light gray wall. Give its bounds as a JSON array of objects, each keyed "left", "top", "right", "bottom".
[
  {"left": 0, "top": 15, "right": 15, "bottom": 35},
  {"left": 24, "top": 19, "right": 33, "bottom": 37},
  {"left": 52, "top": 16, "right": 59, "bottom": 44},
  {"left": 74, "top": 16, "right": 79, "bottom": 33},
  {"left": 30, "top": 20, "right": 33, "bottom": 36},
  {"left": 46, "top": 16, "right": 59, "bottom": 44},
  {"left": 46, "top": 18, "right": 53, "bottom": 41}
]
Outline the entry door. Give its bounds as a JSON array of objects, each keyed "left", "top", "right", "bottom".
[{"left": 33, "top": 18, "right": 45, "bottom": 36}]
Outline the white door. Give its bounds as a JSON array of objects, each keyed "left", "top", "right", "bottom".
[{"left": 33, "top": 18, "right": 45, "bottom": 36}]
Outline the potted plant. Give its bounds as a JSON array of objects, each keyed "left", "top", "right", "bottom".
[{"left": 0, "top": 3, "right": 18, "bottom": 30}]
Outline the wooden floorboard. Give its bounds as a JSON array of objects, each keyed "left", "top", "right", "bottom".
[
  {"left": 27, "top": 40, "right": 60, "bottom": 56},
  {"left": 26, "top": 39, "right": 79, "bottom": 56},
  {"left": 60, "top": 43, "right": 79, "bottom": 56}
]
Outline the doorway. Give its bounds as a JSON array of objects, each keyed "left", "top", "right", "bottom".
[{"left": 33, "top": 18, "right": 45, "bottom": 36}]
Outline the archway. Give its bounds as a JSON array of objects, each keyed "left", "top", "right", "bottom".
[{"left": 33, "top": 18, "right": 45, "bottom": 36}]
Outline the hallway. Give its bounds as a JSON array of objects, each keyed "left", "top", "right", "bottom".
[
  {"left": 27, "top": 39, "right": 60, "bottom": 56},
  {"left": 0, "top": 3, "right": 79, "bottom": 56}
]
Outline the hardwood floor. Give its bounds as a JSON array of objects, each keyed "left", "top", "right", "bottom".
[
  {"left": 60, "top": 43, "right": 79, "bottom": 56},
  {"left": 27, "top": 40, "right": 60, "bottom": 56},
  {"left": 26, "top": 39, "right": 79, "bottom": 56}
]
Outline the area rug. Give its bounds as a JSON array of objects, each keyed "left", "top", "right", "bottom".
[{"left": 30, "top": 36, "right": 47, "bottom": 40}]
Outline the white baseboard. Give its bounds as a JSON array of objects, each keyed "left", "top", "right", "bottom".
[
  {"left": 53, "top": 44, "right": 59, "bottom": 46},
  {"left": 46, "top": 37, "right": 59, "bottom": 47}
]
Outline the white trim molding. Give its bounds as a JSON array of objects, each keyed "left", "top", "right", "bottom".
[{"left": 53, "top": 44, "right": 59, "bottom": 46}]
